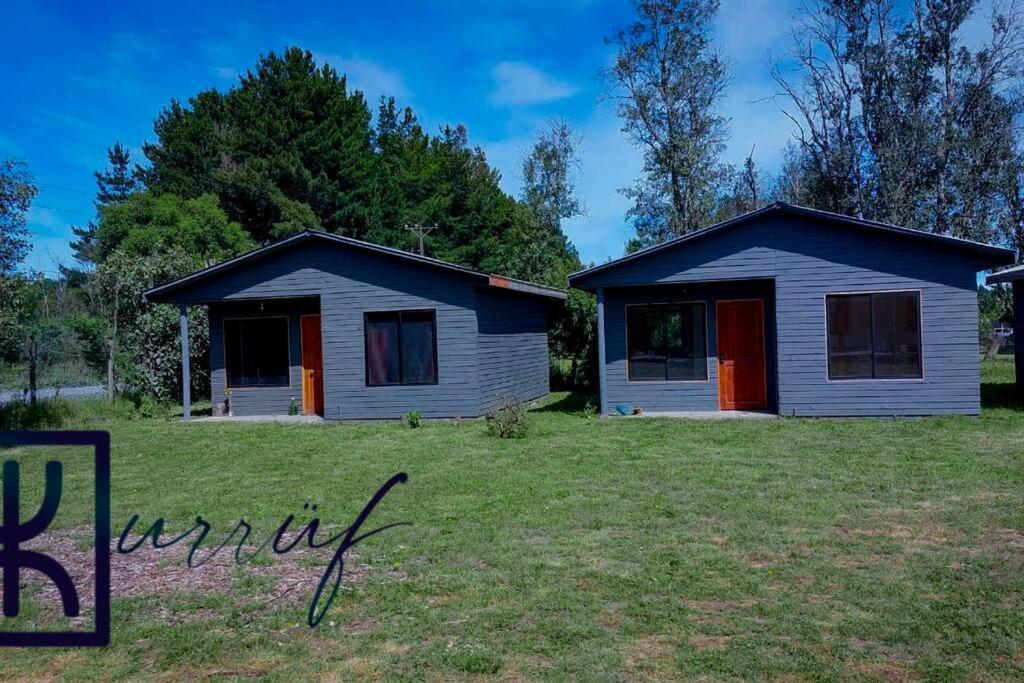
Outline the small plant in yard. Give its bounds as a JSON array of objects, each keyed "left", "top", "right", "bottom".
[
  {"left": 135, "top": 394, "right": 170, "bottom": 419},
  {"left": 485, "top": 397, "right": 529, "bottom": 438},
  {"left": 404, "top": 410, "right": 422, "bottom": 428},
  {"left": 288, "top": 397, "right": 298, "bottom": 415}
]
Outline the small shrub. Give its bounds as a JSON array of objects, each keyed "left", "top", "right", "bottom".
[
  {"left": 135, "top": 394, "right": 171, "bottom": 419},
  {"left": 0, "top": 398, "right": 72, "bottom": 430},
  {"left": 404, "top": 410, "right": 422, "bottom": 428},
  {"left": 485, "top": 398, "right": 529, "bottom": 438},
  {"left": 288, "top": 397, "right": 299, "bottom": 416}
]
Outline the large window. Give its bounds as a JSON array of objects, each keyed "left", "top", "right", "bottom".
[
  {"left": 364, "top": 310, "right": 438, "bottom": 386},
  {"left": 826, "top": 291, "right": 922, "bottom": 380},
  {"left": 224, "top": 317, "right": 290, "bottom": 388},
  {"left": 627, "top": 303, "right": 708, "bottom": 381}
]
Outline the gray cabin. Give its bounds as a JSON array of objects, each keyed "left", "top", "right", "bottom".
[
  {"left": 145, "top": 231, "right": 566, "bottom": 420},
  {"left": 569, "top": 203, "right": 1015, "bottom": 417}
]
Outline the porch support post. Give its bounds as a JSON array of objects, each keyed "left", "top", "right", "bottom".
[
  {"left": 179, "top": 304, "right": 191, "bottom": 421},
  {"left": 596, "top": 287, "right": 607, "bottom": 416},
  {"left": 1015, "top": 281, "right": 1024, "bottom": 397}
]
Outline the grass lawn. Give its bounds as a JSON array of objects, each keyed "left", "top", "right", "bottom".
[{"left": 0, "top": 360, "right": 1022, "bottom": 680}]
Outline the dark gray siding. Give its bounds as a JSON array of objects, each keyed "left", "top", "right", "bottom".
[
  {"left": 603, "top": 281, "right": 777, "bottom": 413},
  {"left": 583, "top": 215, "right": 985, "bottom": 416},
  {"left": 181, "top": 242, "right": 484, "bottom": 420},
  {"left": 476, "top": 290, "right": 551, "bottom": 413}
]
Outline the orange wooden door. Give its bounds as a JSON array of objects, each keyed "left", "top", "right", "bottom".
[
  {"left": 715, "top": 299, "right": 767, "bottom": 410},
  {"left": 300, "top": 315, "right": 324, "bottom": 415}
]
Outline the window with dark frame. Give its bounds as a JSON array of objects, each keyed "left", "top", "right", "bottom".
[
  {"left": 223, "top": 317, "right": 290, "bottom": 388},
  {"left": 826, "top": 291, "right": 922, "bottom": 380},
  {"left": 364, "top": 310, "right": 438, "bottom": 386},
  {"left": 626, "top": 303, "right": 708, "bottom": 382}
]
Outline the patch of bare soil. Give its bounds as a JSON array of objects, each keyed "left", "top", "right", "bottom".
[
  {"left": 14, "top": 527, "right": 403, "bottom": 624},
  {"left": 688, "top": 634, "right": 731, "bottom": 651},
  {"left": 847, "top": 659, "right": 912, "bottom": 682},
  {"left": 624, "top": 635, "right": 677, "bottom": 677},
  {"left": 835, "top": 520, "right": 962, "bottom": 553}
]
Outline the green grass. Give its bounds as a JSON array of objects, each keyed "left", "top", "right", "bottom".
[{"left": 0, "top": 362, "right": 1022, "bottom": 679}]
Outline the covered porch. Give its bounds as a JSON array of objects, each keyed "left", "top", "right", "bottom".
[
  {"left": 176, "top": 296, "right": 323, "bottom": 420},
  {"left": 595, "top": 278, "right": 778, "bottom": 416}
]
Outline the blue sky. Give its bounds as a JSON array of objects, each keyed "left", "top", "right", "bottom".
[{"left": 1, "top": 0, "right": 996, "bottom": 273}]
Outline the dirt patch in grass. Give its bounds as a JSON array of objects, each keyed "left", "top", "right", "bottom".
[
  {"left": 688, "top": 634, "right": 731, "bottom": 651},
  {"left": 625, "top": 635, "right": 677, "bottom": 677},
  {"left": 20, "top": 527, "right": 404, "bottom": 623},
  {"left": 847, "top": 659, "right": 912, "bottom": 682}
]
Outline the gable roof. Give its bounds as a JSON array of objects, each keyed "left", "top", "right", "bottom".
[
  {"left": 144, "top": 230, "right": 566, "bottom": 303},
  {"left": 569, "top": 202, "right": 1015, "bottom": 288}
]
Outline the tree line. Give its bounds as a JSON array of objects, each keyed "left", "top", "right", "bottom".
[
  {"left": 608, "top": 0, "right": 1024, "bottom": 255},
  {"left": 0, "top": 47, "right": 590, "bottom": 404},
  {"left": 1, "top": 0, "right": 1021, "bottom": 406}
]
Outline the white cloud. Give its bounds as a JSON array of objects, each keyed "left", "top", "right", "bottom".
[
  {"left": 489, "top": 61, "right": 578, "bottom": 107},
  {"left": 215, "top": 66, "right": 238, "bottom": 79},
  {"left": 317, "top": 54, "right": 412, "bottom": 106}
]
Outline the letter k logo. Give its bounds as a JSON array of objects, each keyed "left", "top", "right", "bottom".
[
  {"left": 0, "top": 430, "right": 110, "bottom": 647},
  {"left": 1, "top": 460, "right": 80, "bottom": 618}
]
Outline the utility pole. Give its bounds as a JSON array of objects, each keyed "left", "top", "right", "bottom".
[{"left": 405, "top": 223, "right": 437, "bottom": 256}]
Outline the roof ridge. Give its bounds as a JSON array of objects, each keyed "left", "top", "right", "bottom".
[
  {"left": 145, "top": 230, "right": 566, "bottom": 302},
  {"left": 568, "top": 203, "right": 1014, "bottom": 285}
]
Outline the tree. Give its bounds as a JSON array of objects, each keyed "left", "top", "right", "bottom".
[
  {"left": 93, "top": 191, "right": 254, "bottom": 263},
  {"left": 144, "top": 47, "right": 376, "bottom": 244},
  {"left": 86, "top": 191, "right": 252, "bottom": 402},
  {"left": 90, "top": 248, "right": 212, "bottom": 403},
  {"left": 0, "top": 159, "right": 36, "bottom": 274},
  {"left": 510, "top": 121, "right": 596, "bottom": 388},
  {"left": 494, "top": 120, "right": 584, "bottom": 285},
  {"left": 0, "top": 159, "right": 37, "bottom": 370},
  {"left": 773, "top": 0, "right": 1024, "bottom": 251},
  {"left": 141, "top": 48, "right": 538, "bottom": 280},
  {"left": 605, "top": 0, "right": 733, "bottom": 250},
  {"left": 71, "top": 143, "right": 140, "bottom": 264},
  {"left": 715, "top": 146, "right": 773, "bottom": 220}
]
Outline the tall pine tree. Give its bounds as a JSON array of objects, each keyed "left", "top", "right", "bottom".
[{"left": 71, "top": 142, "right": 139, "bottom": 264}]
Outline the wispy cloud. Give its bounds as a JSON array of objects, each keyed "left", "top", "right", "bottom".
[
  {"left": 317, "top": 54, "right": 412, "bottom": 106},
  {"left": 489, "top": 61, "right": 578, "bottom": 107}
]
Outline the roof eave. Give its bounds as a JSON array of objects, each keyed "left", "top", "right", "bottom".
[
  {"left": 486, "top": 276, "right": 567, "bottom": 301},
  {"left": 987, "top": 264, "right": 1024, "bottom": 284}
]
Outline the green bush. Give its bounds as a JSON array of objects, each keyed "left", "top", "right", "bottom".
[
  {"left": 485, "top": 398, "right": 529, "bottom": 438},
  {"left": 404, "top": 410, "right": 422, "bottom": 428},
  {"left": 135, "top": 394, "right": 172, "bottom": 419},
  {"left": 0, "top": 398, "right": 72, "bottom": 430}
]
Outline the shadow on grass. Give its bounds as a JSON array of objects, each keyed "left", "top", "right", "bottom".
[
  {"left": 172, "top": 405, "right": 213, "bottom": 418},
  {"left": 533, "top": 392, "right": 597, "bottom": 414},
  {"left": 981, "top": 382, "right": 1024, "bottom": 411}
]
